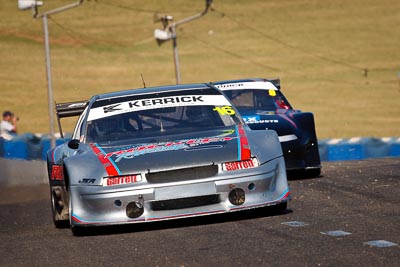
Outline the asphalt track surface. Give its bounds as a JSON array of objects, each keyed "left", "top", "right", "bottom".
[{"left": 0, "top": 158, "right": 399, "bottom": 266}]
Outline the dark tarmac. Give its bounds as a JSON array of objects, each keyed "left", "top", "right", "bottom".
[{"left": 0, "top": 158, "right": 399, "bottom": 266}]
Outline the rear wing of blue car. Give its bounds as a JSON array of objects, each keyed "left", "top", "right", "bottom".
[
  {"left": 56, "top": 100, "right": 88, "bottom": 138},
  {"left": 269, "top": 79, "right": 280, "bottom": 90},
  {"left": 211, "top": 78, "right": 281, "bottom": 90}
]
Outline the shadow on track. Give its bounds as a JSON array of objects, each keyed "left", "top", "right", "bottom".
[
  {"left": 287, "top": 169, "right": 323, "bottom": 180},
  {"left": 72, "top": 205, "right": 293, "bottom": 237}
]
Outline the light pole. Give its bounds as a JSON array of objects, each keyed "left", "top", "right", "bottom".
[
  {"left": 17, "top": 0, "right": 84, "bottom": 148},
  {"left": 154, "top": 0, "right": 213, "bottom": 84}
]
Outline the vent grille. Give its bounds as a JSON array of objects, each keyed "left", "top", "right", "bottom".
[
  {"left": 151, "top": 194, "right": 220, "bottom": 211},
  {"left": 146, "top": 165, "right": 218, "bottom": 183}
]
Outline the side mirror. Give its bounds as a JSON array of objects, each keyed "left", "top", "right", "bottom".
[{"left": 68, "top": 139, "right": 80, "bottom": 150}]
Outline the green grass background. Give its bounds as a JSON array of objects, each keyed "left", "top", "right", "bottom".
[{"left": 1, "top": 0, "right": 399, "bottom": 138}]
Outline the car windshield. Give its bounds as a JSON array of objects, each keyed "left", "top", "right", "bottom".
[
  {"left": 223, "top": 89, "right": 292, "bottom": 111},
  {"left": 85, "top": 92, "right": 240, "bottom": 143}
]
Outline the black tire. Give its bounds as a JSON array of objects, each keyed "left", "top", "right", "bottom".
[
  {"left": 287, "top": 169, "right": 307, "bottom": 180},
  {"left": 287, "top": 168, "right": 321, "bottom": 179},
  {"left": 50, "top": 187, "right": 69, "bottom": 228},
  {"left": 71, "top": 225, "right": 86, "bottom": 236},
  {"left": 306, "top": 168, "right": 321, "bottom": 178}
]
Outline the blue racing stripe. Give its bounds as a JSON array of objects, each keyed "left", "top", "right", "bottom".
[
  {"left": 96, "top": 144, "right": 122, "bottom": 175},
  {"left": 235, "top": 126, "right": 241, "bottom": 161}
]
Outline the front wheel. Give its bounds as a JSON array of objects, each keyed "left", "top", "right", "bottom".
[{"left": 50, "top": 186, "right": 69, "bottom": 228}]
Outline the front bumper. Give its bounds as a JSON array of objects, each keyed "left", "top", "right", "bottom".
[{"left": 70, "top": 157, "right": 289, "bottom": 226}]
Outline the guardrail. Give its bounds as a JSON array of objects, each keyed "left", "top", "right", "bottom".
[
  {"left": 0, "top": 135, "right": 399, "bottom": 161},
  {"left": 318, "top": 137, "right": 400, "bottom": 161},
  {"left": 0, "top": 134, "right": 68, "bottom": 161}
]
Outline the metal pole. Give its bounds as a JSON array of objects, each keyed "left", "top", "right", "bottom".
[
  {"left": 157, "top": 0, "right": 212, "bottom": 85},
  {"left": 43, "top": 14, "right": 56, "bottom": 148},
  {"left": 33, "top": 0, "right": 84, "bottom": 148},
  {"left": 171, "top": 26, "right": 181, "bottom": 84},
  {"left": 172, "top": 0, "right": 212, "bottom": 28}
]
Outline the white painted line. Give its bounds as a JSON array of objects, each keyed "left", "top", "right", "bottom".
[
  {"left": 321, "top": 230, "right": 352, "bottom": 237},
  {"left": 281, "top": 221, "right": 309, "bottom": 227},
  {"left": 363, "top": 240, "right": 398, "bottom": 248}
]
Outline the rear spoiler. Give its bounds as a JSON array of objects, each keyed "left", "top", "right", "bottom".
[
  {"left": 269, "top": 79, "right": 280, "bottom": 90},
  {"left": 55, "top": 100, "right": 88, "bottom": 138}
]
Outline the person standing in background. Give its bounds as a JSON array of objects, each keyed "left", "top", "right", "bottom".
[{"left": 0, "top": 111, "right": 18, "bottom": 140}]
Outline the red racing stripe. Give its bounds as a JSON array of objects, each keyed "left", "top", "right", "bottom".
[
  {"left": 237, "top": 125, "right": 251, "bottom": 160},
  {"left": 90, "top": 143, "right": 119, "bottom": 177}
]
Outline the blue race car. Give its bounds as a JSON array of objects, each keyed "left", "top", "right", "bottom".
[{"left": 214, "top": 78, "right": 321, "bottom": 178}]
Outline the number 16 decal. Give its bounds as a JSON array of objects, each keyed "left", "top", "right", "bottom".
[{"left": 213, "top": 106, "right": 236, "bottom": 115}]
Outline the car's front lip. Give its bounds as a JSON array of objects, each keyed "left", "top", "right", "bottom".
[
  {"left": 70, "top": 157, "right": 289, "bottom": 226},
  {"left": 71, "top": 189, "right": 290, "bottom": 225}
]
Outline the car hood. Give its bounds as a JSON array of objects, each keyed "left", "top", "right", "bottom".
[
  {"left": 87, "top": 128, "right": 243, "bottom": 176},
  {"left": 240, "top": 109, "right": 299, "bottom": 140}
]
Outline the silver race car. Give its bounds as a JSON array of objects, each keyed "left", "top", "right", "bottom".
[{"left": 48, "top": 83, "right": 290, "bottom": 235}]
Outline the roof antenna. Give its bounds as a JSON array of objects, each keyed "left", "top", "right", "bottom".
[
  {"left": 141, "top": 73, "right": 146, "bottom": 88},
  {"left": 159, "top": 116, "right": 165, "bottom": 132}
]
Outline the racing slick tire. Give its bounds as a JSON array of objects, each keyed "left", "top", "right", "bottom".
[
  {"left": 306, "top": 168, "right": 321, "bottom": 178},
  {"left": 50, "top": 187, "right": 69, "bottom": 228}
]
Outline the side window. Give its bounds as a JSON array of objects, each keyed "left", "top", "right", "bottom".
[{"left": 72, "top": 106, "right": 88, "bottom": 140}]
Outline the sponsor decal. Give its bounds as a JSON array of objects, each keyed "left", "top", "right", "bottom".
[
  {"left": 87, "top": 94, "right": 231, "bottom": 121},
  {"left": 51, "top": 165, "right": 63, "bottom": 181},
  {"left": 128, "top": 96, "right": 204, "bottom": 108},
  {"left": 243, "top": 115, "right": 278, "bottom": 124},
  {"left": 103, "top": 175, "right": 142, "bottom": 187},
  {"left": 243, "top": 115, "right": 259, "bottom": 124},
  {"left": 215, "top": 81, "right": 278, "bottom": 91},
  {"left": 223, "top": 158, "right": 259, "bottom": 171},
  {"left": 78, "top": 178, "right": 96, "bottom": 184},
  {"left": 103, "top": 104, "right": 122, "bottom": 113},
  {"left": 105, "top": 136, "right": 234, "bottom": 162}
]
